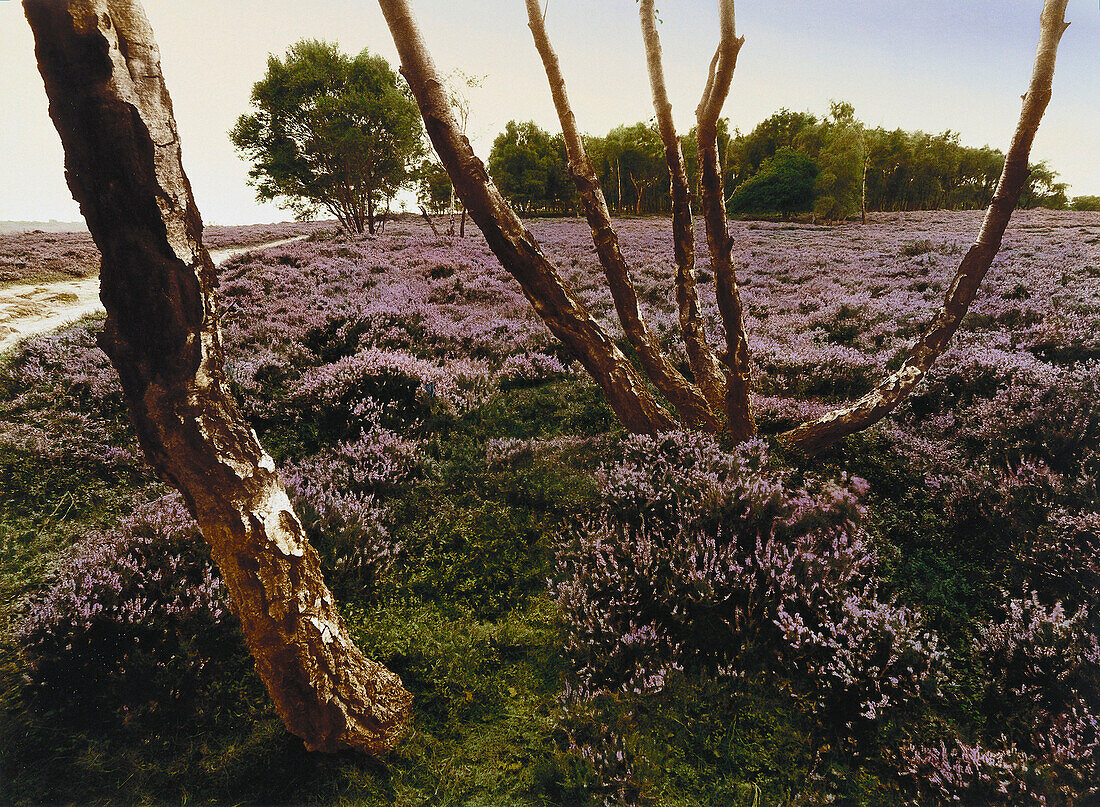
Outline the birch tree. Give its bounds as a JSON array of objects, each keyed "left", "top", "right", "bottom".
[
  {"left": 378, "top": 0, "right": 1070, "bottom": 456},
  {"left": 23, "top": 0, "right": 411, "bottom": 756}
]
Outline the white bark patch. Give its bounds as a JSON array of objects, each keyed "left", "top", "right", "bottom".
[
  {"left": 309, "top": 615, "right": 337, "bottom": 644},
  {"left": 264, "top": 494, "right": 305, "bottom": 558}
]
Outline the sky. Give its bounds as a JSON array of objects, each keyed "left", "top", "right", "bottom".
[{"left": 1, "top": 0, "right": 1097, "bottom": 224}]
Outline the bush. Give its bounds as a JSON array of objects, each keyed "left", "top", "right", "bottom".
[
  {"left": 553, "top": 433, "right": 943, "bottom": 797},
  {"left": 15, "top": 495, "right": 244, "bottom": 722},
  {"left": 728, "top": 148, "right": 819, "bottom": 217}
]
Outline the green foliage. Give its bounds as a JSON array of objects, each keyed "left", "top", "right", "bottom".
[
  {"left": 230, "top": 40, "right": 424, "bottom": 234},
  {"left": 413, "top": 158, "right": 453, "bottom": 214},
  {"left": 487, "top": 121, "right": 577, "bottom": 215},
  {"left": 727, "top": 148, "right": 819, "bottom": 217},
  {"left": 1017, "top": 161, "right": 1068, "bottom": 209},
  {"left": 593, "top": 122, "right": 667, "bottom": 215},
  {"left": 812, "top": 102, "right": 866, "bottom": 221},
  {"left": 1071, "top": 195, "right": 1100, "bottom": 212}
]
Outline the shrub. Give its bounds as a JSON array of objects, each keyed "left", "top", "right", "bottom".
[
  {"left": 555, "top": 432, "right": 942, "bottom": 722},
  {"left": 15, "top": 495, "right": 242, "bottom": 721},
  {"left": 282, "top": 402, "right": 415, "bottom": 594}
]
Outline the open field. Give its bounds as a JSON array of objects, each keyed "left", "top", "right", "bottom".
[
  {"left": 0, "top": 220, "right": 335, "bottom": 288},
  {"left": 1, "top": 210, "right": 1098, "bottom": 805}
]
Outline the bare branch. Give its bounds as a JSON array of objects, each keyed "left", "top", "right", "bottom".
[
  {"left": 525, "top": 0, "right": 718, "bottom": 429},
  {"left": 377, "top": 0, "right": 676, "bottom": 433},
  {"left": 780, "top": 0, "right": 1071, "bottom": 456},
  {"left": 638, "top": 0, "right": 727, "bottom": 415},
  {"left": 694, "top": 0, "right": 755, "bottom": 441}
]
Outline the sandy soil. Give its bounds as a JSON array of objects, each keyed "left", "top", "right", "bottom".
[{"left": 0, "top": 237, "right": 306, "bottom": 355}]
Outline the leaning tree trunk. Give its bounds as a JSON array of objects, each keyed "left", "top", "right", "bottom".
[
  {"left": 24, "top": 0, "right": 411, "bottom": 755},
  {"left": 378, "top": 0, "right": 676, "bottom": 434},
  {"left": 780, "top": 0, "right": 1070, "bottom": 456},
  {"left": 524, "top": 0, "right": 719, "bottom": 432}
]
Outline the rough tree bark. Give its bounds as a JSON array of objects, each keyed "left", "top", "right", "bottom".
[
  {"left": 524, "top": 0, "right": 719, "bottom": 432},
  {"left": 694, "top": 0, "right": 757, "bottom": 443},
  {"left": 377, "top": 0, "right": 676, "bottom": 434},
  {"left": 780, "top": 0, "right": 1071, "bottom": 456},
  {"left": 637, "top": 0, "right": 727, "bottom": 416},
  {"left": 380, "top": 0, "right": 1066, "bottom": 459},
  {"left": 24, "top": 0, "right": 411, "bottom": 755}
]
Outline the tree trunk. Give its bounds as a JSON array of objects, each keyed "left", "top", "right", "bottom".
[
  {"left": 367, "top": 196, "right": 377, "bottom": 235},
  {"left": 378, "top": 0, "right": 676, "bottom": 434},
  {"left": 24, "top": 0, "right": 411, "bottom": 755},
  {"left": 780, "top": 0, "right": 1070, "bottom": 456},
  {"left": 695, "top": 0, "right": 757, "bottom": 443},
  {"left": 524, "top": 0, "right": 719, "bottom": 431},
  {"left": 419, "top": 205, "right": 441, "bottom": 237},
  {"left": 638, "top": 0, "right": 727, "bottom": 415}
]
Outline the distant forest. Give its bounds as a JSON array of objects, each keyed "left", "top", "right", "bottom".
[{"left": 418, "top": 102, "right": 1094, "bottom": 220}]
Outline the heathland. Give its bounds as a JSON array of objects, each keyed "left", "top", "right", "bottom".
[{"left": 1, "top": 210, "right": 1098, "bottom": 805}]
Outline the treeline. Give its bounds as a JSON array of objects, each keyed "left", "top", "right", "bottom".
[{"left": 417, "top": 102, "right": 1090, "bottom": 220}]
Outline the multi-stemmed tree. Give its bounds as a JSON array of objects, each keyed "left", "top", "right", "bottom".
[{"left": 377, "top": 0, "right": 1071, "bottom": 456}]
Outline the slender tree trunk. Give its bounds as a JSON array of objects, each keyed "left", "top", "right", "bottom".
[
  {"left": 24, "top": 0, "right": 411, "bottom": 755},
  {"left": 695, "top": 0, "right": 757, "bottom": 443},
  {"left": 367, "top": 196, "right": 376, "bottom": 235},
  {"left": 780, "top": 0, "right": 1070, "bottom": 456},
  {"left": 638, "top": 0, "right": 727, "bottom": 415},
  {"left": 460, "top": 207, "right": 467, "bottom": 237},
  {"left": 378, "top": 0, "right": 676, "bottom": 434},
  {"left": 524, "top": 0, "right": 719, "bottom": 431},
  {"left": 861, "top": 157, "right": 868, "bottom": 225},
  {"left": 419, "top": 205, "right": 441, "bottom": 237},
  {"left": 616, "top": 158, "right": 622, "bottom": 214}
]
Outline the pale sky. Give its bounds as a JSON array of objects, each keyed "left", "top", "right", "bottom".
[{"left": 1, "top": 1, "right": 1097, "bottom": 224}]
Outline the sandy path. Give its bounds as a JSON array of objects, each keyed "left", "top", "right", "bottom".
[{"left": 0, "top": 236, "right": 306, "bottom": 356}]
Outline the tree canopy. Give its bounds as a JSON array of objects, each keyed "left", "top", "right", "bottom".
[
  {"left": 487, "top": 121, "right": 575, "bottom": 216},
  {"left": 727, "top": 147, "right": 818, "bottom": 217},
  {"left": 484, "top": 102, "right": 1071, "bottom": 221},
  {"left": 231, "top": 40, "right": 424, "bottom": 234}
]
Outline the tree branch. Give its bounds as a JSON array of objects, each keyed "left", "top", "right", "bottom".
[
  {"left": 638, "top": 0, "right": 727, "bottom": 415},
  {"left": 377, "top": 0, "right": 676, "bottom": 433},
  {"left": 524, "top": 0, "right": 718, "bottom": 430},
  {"left": 779, "top": 0, "right": 1071, "bottom": 456},
  {"left": 694, "top": 0, "right": 755, "bottom": 441}
]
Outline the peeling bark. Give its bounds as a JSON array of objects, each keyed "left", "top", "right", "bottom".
[
  {"left": 780, "top": 0, "right": 1071, "bottom": 457},
  {"left": 524, "top": 0, "right": 719, "bottom": 431},
  {"left": 24, "top": 0, "right": 411, "bottom": 755},
  {"left": 694, "top": 0, "right": 757, "bottom": 442},
  {"left": 378, "top": 0, "right": 676, "bottom": 434},
  {"left": 638, "top": 0, "right": 727, "bottom": 416}
]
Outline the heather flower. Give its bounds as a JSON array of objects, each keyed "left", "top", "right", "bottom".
[
  {"left": 554, "top": 431, "right": 941, "bottom": 725},
  {"left": 15, "top": 495, "right": 236, "bottom": 712}
]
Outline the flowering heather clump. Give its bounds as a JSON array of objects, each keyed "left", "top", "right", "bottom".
[
  {"left": 497, "top": 351, "right": 567, "bottom": 387},
  {"left": 16, "top": 495, "right": 236, "bottom": 714},
  {"left": 0, "top": 325, "right": 140, "bottom": 468},
  {"left": 554, "top": 432, "right": 941, "bottom": 724},
  {"left": 902, "top": 740, "right": 1037, "bottom": 806},
  {"left": 281, "top": 401, "right": 417, "bottom": 591},
  {"left": 0, "top": 230, "right": 99, "bottom": 283}
]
